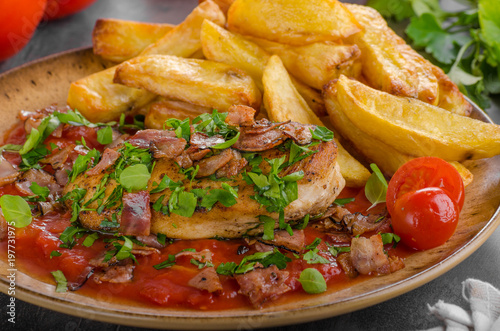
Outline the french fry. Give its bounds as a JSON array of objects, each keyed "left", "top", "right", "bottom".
[
  {"left": 68, "top": 0, "right": 226, "bottom": 122},
  {"left": 114, "top": 55, "right": 261, "bottom": 112},
  {"left": 345, "top": 4, "right": 471, "bottom": 116},
  {"left": 227, "top": 0, "right": 361, "bottom": 46},
  {"left": 263, "top": 55, "right": 370, "bottom": 187},
  {"left": 329, "top": 76, "right": 500, "bottom": 161},
  {"left": 200, "top": 20, "right": 326, "bottom": 116},
  {"left": 92, "top": 19, "right": 174, "bottom": 63},
  {"left": 199, "top": 0, "right": 234, "bottom": 16},
  {"left": 450, "top": 161, "right": 474, "bottom": 187},
  {"left": 250, "top": 36, "right": 362, "bottom": 90},
  {"left": 144, "top": 98, "right": 212, "bottom": 129}
]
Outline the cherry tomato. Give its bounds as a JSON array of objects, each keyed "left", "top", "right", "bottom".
[
  {"left": 392, "top": 187, "right": 459, "bottom": 250},
  {"left": 44, "top": 0, "right": 97, "bottom": 20},
  {"left": 386, "top": 157, "right": 464, "bottom": 216},
  {"left": 0, "top": 0, "right": 48, "bottom": 62}
]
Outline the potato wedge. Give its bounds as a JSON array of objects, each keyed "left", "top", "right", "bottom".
[
  {"left": 345, "top": 4, "right": 471, "bottom": 116},
  {"left": 227, "top": 0, "right": 361, "bottom": 46},
  {"left": 449, "top": 161, "right": 474, "bottom": 187},
  {"left": 92, "top": 19, "right": 174, "bottom": 63},
  {"left": 251, "top": 36, "right": 362, "bottom": 90},
  {"left": 331, "top": 76, "right": 500, "bottom": 161},
  {"left": 199, "top": 0, "right": 234, "bottom": 15},
  {"left": 114, "top": 55, "right": 261, "bottom": 112},
  {"left": 68, "top": 1, "right": 225, "bottom": 123},
  {"left": 263, "top": 55, "right": 370, "bottom": 187},
  {"left": 144, "top": 98, "right": 212, "bottom": 129},
  {"left": 67, "top": 67, "right": 156, "bottom": 123}
]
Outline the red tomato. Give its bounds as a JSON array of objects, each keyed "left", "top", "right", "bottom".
[
  {"left": 386, "top": 157, "right": 464, "bottom": 216},
  {"left": 0, "top": 0, "right": 47, "bottom": 62},
  {"left": 44, "top": 0, "right": 97, "bottom": 20},
  {"left": 392, "top": 187, "right": 459, "bottom": 250}
]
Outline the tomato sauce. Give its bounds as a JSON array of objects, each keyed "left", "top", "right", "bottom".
[{"left": 0, "top": 119, "right": 412, "bottom": 310}]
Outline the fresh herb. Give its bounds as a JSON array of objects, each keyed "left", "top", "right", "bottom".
[
  {"left": 180, "top": 248, "right": 196, "bottom": 252},
  {"left": 97, "top": 126, "right": 113, "bottom": 145},
  {"left": 298, "top": 268, "right": 327, "bottom": 294},
  {"left": 59, "top": 187, "right": 87, "bottom": 223},
  {"left": 216, "top": 262, "right": 238, "bottom": 275},
  {"left": 295, "top": 214, "right": 310, "bottom": 230},
  {"left": 82, "top": 233, "right": 99, "bottom": 247},
  {"left": 215, "top": 248, "right": 291, "bottom": 275},
  {"left": 29, "top": 183, "right": 50, "bottom": 201},
  {"left": 153, "top": 254, "right": 176, "bottom": 270},
  {"left": 310, "top": 126, "right": 334, "bottom": 142},
  {"left": 50, "top": 251, "right": 62, "bottom": 259},
  {"left": 150, "top": 175, "right": 183, "bottom": 194},
  {"left": 165, "top": 118, "right": 191, "bottom": 142},
  {"left": 157, "top": 233, "right": 167, "bottom": 246},
  {"left": 364, "top": 163, "right": 388, "bottom": 210},
  {"left": 305, "top": 238, "right": 322, "bottom": 250},
  {"left": 59, "top": 225, "right": 89, "bottom": 249},
  {"left": 50, "top": 270, "right": 68, "bottom": 293},
  {"left": 100, "top": 214, "right": 120, "bottom": 229},
  {"left": 334, "top": 197, "right": 355, "bottom": 207},
  {"left": 303, "top": 248, "right": 331, "bottom": 264},
  {"left": 0, "top": 195, "right": 32, "bottom": 228},
  {"left": 190, "top": 259, "right": 215, "bottom": 269},
  {"left": 260, "top": 215, "right": 276, "bottom": 241},
  {"left": 119, "top": 164, "right": 151, "bottom": 192},
  {"left": 328, "top": 244, "right": 351, "bottom": 257},
  {"left": 212, "top": 132, "right": 240, "bottom": 149},
  {"left": 380, "top": 232, "right": 401, "bottom": 248},
  {"left": 104, "top": 236, "right": 136, "bottom": 263},
  {"left": 200, "top": 183, "right": 238, "bottom": 210},
  {"left": 169, "top": 187, "right": 197, "bottom": 217},
  {"left": 68, "top": 149, "right": 101, "bottom": 182}
]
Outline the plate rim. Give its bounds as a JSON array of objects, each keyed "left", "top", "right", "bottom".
[{"left": 0, "top": 47, "right": 499, "bottom": 330}]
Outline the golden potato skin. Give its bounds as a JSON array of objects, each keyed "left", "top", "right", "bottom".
[
  {"left": 144, "top": 98, "right": 212, "bottom": 129},
  {"left": 227, "top": 0, "right": 362, "bottom": 45},
  {"left": 114, "top": 55, "right": 262, "bottom": 112},
  {"left": 92, "top": 19, "right": 174, "bottom": 63}
]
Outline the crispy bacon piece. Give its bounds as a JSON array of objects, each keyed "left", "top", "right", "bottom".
[
  {"left": 280, "top": 122, "right": 314, "bottom": 145},
  {"left": 337, "top": 252, "right": 358, "bottom": 278},
  {"left": 136, "top": 234, "right": 166, "bottom": 249},
  {"left": 350, "top": 234, "right": 390, "bottom": 275},
  {"left": 150, "top": 136, "right": 187, "bottom": 159},
  {"left": 233, "top": 119, "right": 287, "bottom": 152},
  {"left": 235, "top": 265, "right": 291, "bottom": 308},
  {"left": 215, "top": 149, "right": 248, "bottom": 178},
  {"left": 175, "top": 148, "right": 211, "bottom": 169},
  {"left": 40, "top": 145, "right": 74, "bottom": 170},
  {"left": 260, "top": 230, "right": 305, "bottom": 253},
  {"left": 93, "top": 265, "right": 135, "bottom": 284},
  {"left": 325, "top": 232, "right": 352, "bottom": 246},
  {"left": 190, "top": 132, "right": 225, "bottom": 149},
  {"left": 120, "top": 191, "right": 151, "bottom": 236},
  {"left": 176, "top": 249, "right": 213, "bottom": 263},
  {"left": 86, "top": 148, "right": 120, "bottom": 176},
  {"left": 127, "top": 129, "right": 178, "bottom": 149},
  {"left": 188, "top": 267, "right": 223, "bottom": 293},
  {"left": 54, "top": 163, "right": 72, "bottom": 186},
  {"left": 195, "top": 149, "right": 234, "bottom": 178},
  {"left": 107, "top": 133, "right": 130, "bottom": 149},
  {"left": 0, "top": 156, "right": 19, "bottom": 187},
  {"left": 254, "top": 242, "right": 274, "bottom": 252},
  {"left": 0, "top": 214, "right": 7, "bottom": 241},
  {"left": 67, "top": 265, "right": 94, "bottom": 291},
  {"left": 225, "top": 105, "right": 256, "bottom": 127},
  {"left": 343, "top": 211, "right": 389, "bottom": 236},
  {"left": 15, "top": 169, "right": 61, "bottom": 196}
]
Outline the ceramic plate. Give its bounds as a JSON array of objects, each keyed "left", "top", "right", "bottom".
[{"left": 0, "top": 48, "right": 499, "bottom": 330}]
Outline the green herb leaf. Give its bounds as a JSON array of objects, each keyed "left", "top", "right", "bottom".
[
  {"left": 169, "top": 188, "right": 197, "bottom": 217},
  {"left": 157, "top": 233, "right": 167, "bottom": 246},
  {"left": 190, "top": 258, "right": 214, "bottom": 269},
  {"left": 334, "top": 197, "right": 355, "bottom": 207},
  {"left": 115, "top": 236, "right": 134, "bottom": 260},
  {"left": 298, "top": 268, "right": 327, "bottom": 294},
  {"left": 150, "top": 175, "right": 183, "bottom": 193},
  {"left": 305, "top": 238, "right": 322, "bottom": 250},
  {"left": 0, "top": 195, "right": 32, "bottom": 228},
  {"left": 200, "top": 185, "right": 238, "bottom": 210},
  {"left": 310, "top": 126, "right": 334, "bottom": 142},
  {"left": 260, "top": 215, "right": 276, "bottom": 240},
  {"left": 303, "top": 248, "right": 330, "bottom": 264},
  {"left": 216, "top": 262, "right": 238, "bottom": 275},
  {"left": 97, "top": 126, "right": 113, "bottom": 145},
  {"left": 19, "top": 128, "right": 40, "bottom": 155},
  {"left": 82, "top": 233, "right": 99, "bottom": 247},
  {"left": 328, "top": 245, "right": 350, "bottom": 257},
  {"left": 153, "top": 254, "right": 176, "bottom": 270},
  {"left": 364, "top": 163, "right": 388, "bottom": 210},
  {"left": 50, "top": 251, "right": 62, "bottom": 259},
  {"left": 51, "top": 270, "right": 68, "bottom": 293},
  {"left": 212, "top": 131, "right": 240, "bottom": 149},
  {"left": 380, "top": 232, "right": 401, "bottom": 248},
  {"left": 29, "top": 182, "right": 50, "bottom": 201},
  {"left": 119, "top": 164, "right": 151, "bottom": 192}
]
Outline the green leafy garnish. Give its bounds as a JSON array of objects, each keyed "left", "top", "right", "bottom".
[
  {"left": 29, "top": 182, "right": 50, "bottom": 201},
  {"left": 364, "top": 163, "right": 388, "bottom": 210},
  {"left": 310, "top": 126, "right": 334, "bottom": 142},
  {"left": 260, "top": 215, "right": 276, "bottom": 241},
  {"left": 50, "top": 251, "right": 62, "bottom": 259},
  {"left": 298, "top": 268, "right": 327, "bottom": 294},
  {"left": 82, "top": 233, "right": 99, "bottom": 247},
  {"left": 0, "top": 195, "right": 32, "bottom": 228},
  {"left": 215, "top": 248, "right": 291, "bottom": 276},
  {"left": 119, "top": 164, "right": 151, "bottom": 192},
  {"left": 97, "top": 126, "right": 113, "bottom": 145},
  {"left": 153, "top": 254, "right": 176, "bottom": 270},
  {"left": 334, "top": 197, "right": 355, "bottom": 207},
  {"left": 380, "top": 232, "right": 401, "bottom": 248},
  {"left": 190, "top": 259, "right": 215, "bottom": 269},
  {"left": 305, "top": 238, "right": 322, "bottom": 250},
  {"left": 51, "top": 270, "right": 68, "bottom": 293},
  {"left": 303, "top": 248, "right": 331, "bottom": 264},
  {"left": 150, "top": 175, "right": 183, "bottom": 194},
  {"left": 328, "top": 244, "right": 351, "bottom": 257},
  {"left": 200, "top": 183, "right": 238, "bottom": 210}
]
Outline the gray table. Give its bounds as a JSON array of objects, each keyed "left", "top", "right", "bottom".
[{"left": 1, "top": 1, "right": 499, "bottom": 330}]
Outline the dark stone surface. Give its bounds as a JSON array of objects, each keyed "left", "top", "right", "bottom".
[{"left": 1, "top": 1, "right": 499, "bottom": 330}]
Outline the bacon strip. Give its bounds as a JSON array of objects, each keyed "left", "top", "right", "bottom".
[
  {"left": 188, "top": 267, "right": 223, "bottom": 293},
  {"left": 225, "top": 105, "right": 256, "bottom": 127},
  {"left": 190, "top": 132, "right": 225, "bottom": 149},
  {"left": 86, "top": 148, "right": 120, "bottom": 176},
  {"left": 93, "top": 265, "right": 135, "bottom": 284},
  {"left": 0, "top": 156, "right": 19, "bottom": 187},
  {"left": 260, "top": 230, "right": 305, "bottom": 253},
  {"left": 215, "top": 149, "right": 247, "bottom": 178},
  {"left": 350, "top": 234, "right": 389, "bottom": 275},
  {"left": 128, "top": 129, "right": 178, "bottom": 149},
  {"left": 120, "top": 191, "right": 151, "bottom": 236},
  {"left": 195, "top": 149, "right": 234, "bottom": 178},
  {"left": 41, "top": 145, "right": 74, "bottom": 170}
]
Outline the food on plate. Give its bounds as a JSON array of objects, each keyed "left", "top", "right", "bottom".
[
  {"left": 113, "top": 55, "right": 262, "bottom": 113},
  {"left": 2, "top": 0, "right": 499, "bottom": 312},
  {"left": 92, "top": 19, "right": 174, "bottom": 63}
]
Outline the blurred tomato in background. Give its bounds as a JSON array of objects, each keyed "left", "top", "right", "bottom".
[
  {"left": 44, "top": 0, "right": 98, "bottom": 20},
  {"left": 0, "top": 0, "right": 48, "bottom": 62},
  {"left": 0, "top": 0, "right": 97, "bottom": 62}
]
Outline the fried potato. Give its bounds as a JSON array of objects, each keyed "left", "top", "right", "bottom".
[
  {"left": 92, "top": 19, "right": 174, "bottom": 63},
  {"left": 263, "top": 55, "right": 370, "bottom": 187},
  {"left": 199, "top": 0, "right": 234, "bottom": 15},
  {"left": 67, "top": 67, "right": 156, "bottom": 123},
  {"left": 345, "top": 4, "right": 471, "bottom": 116},
  {"left": 449, "top": 161, "right": 474, "bottom": 187},
  {"left": 251, "top": 37, "right": 362, "bottom": 90},
  {"left": 68, "top": 1, "right": 225, "bottom": 123},
  {"left": 114, "top": 55, "right": 261, "bottom": 112},
  {"left": 227, "top": 0, "right": 361, "bottom": 46},
  {"left": 330, "top": 76, "right": 500, "bottom": 161},
  {"left": 144, "top": 98, "right": 212, "bottom": 129}
]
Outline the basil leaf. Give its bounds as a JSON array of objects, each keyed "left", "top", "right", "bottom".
[
  {"left": 334, "top": 197, "right": 355, "bottom": 207},
  {"left": 212, "top": 132, "right": 240, "bottom": 149},
  {"left": 328, "top": 245, "right": 350, "bottom": 257},
  {"left": 169, "top": 189, "right": 197, "bottom": 217},
  {"left": 298, "top": 268, "right": 327, "bottom": 294},
  {"left": 119, "top": 164, "right": 151, "bottom": 192},
  {"left": 51, "top": 270, "right": 68, "bottom": 293},
  {"left": 29, "top": 182, "right": 50, "bottom": 201},
  {"left": 0, "top": 195, "right": 32, "bottom": 228},
  {"left": 97, "top": 126, "right": 113, "bottom": 145},
  {"left": 364, "top": 163, "right": 388, "bottom": 210},
  {"left": 260, "top": 215, "right": 275, "bottom": 240},
  {"left": 310, "top": 126, "right": 334, "bottom": 142}
]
